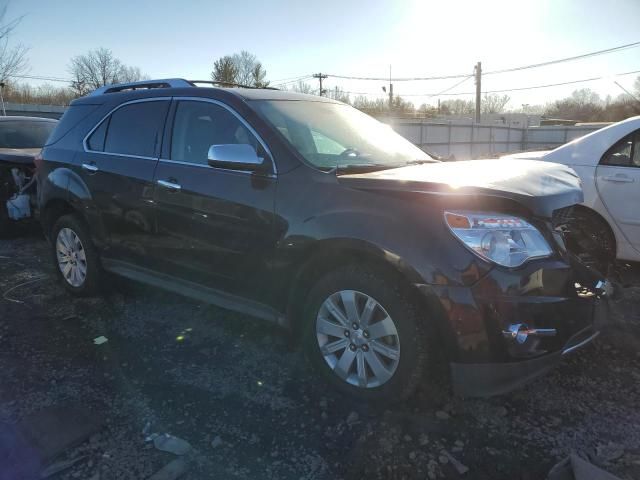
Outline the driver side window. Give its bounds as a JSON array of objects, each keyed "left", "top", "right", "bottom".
[
  {"left": 170, "top": 100, "right": 259, "bottom": 166},
  {"left": 601, "top": 131, "right": 640, "bottom": 168}
]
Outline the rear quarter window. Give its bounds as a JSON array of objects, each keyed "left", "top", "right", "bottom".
[{"left": 45, "top": 104, "right": 99, "bottom": 146}]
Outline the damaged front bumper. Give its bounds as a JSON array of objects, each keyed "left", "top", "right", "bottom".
[
  {"left": 416, "top": 258, "right": 611, "bottom": 397},
  {"left": 450, "top": 320, "right": 603, "bottom": 397}
]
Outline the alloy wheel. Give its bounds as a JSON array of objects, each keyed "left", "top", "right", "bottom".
[
  {"left": 56, "top": 227, "right": 87, "bottom": 288},
  {"left": 316, "top": 290, "right": 400, "bottom": 388}
]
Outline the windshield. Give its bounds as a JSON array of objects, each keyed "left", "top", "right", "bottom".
[
  {"left": 253, "top": 100, "right": 433, "bottom": 170},
  {"left": 0, "top": 120, "right": 56, "bottom": 148}
]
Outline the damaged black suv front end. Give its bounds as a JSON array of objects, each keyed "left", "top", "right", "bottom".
[{"left": 341, "top": 158, "right": 610, "bottom": 397}]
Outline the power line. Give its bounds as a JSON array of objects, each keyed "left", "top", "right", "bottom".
[
  {"left": 428, "top": 75, "right": 474, "bottom": 97},
  {"left": 483, "top": 42, "right": 640, "bottom": 76},
  {"left": 271, "top": 75, "right": 314, "bottom": 87},
  {"left": 325, "top": 40, "right": 640, "bottom": 81},
  {"left": 339, "top": 69, "right": 640, "bottom": 97},
  {"left": 8, "top": 74, "right": 73, "bottom": 83}
]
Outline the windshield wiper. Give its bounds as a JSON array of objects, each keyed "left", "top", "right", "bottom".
[
  {"left": 405, "top": 158, "right": 439, "bottom": 166},
  {"left": 333, "top": 163, "right": 396, "bottom": 175}
]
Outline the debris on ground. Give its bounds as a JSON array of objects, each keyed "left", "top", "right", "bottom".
[
  {"left": 346, "top": 411, "right": 359, "bottom": 426},
  {"left": 443, "top": 450, "right": 469, "bottom": 476},
  {"left": 210, "top": 435, "right": 223, "bottom": 449},
  {"left": 548, "top": 454, "right": 623, "bottom": 480},
  {"left": 435, "top": 410, "right": 450, "bottom": 420},
  {"left": 152, "top": 434, "right": 191, "bottom": 456}
]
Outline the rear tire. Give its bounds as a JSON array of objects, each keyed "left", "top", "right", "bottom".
[
  {"left": 50, "top": 213, "right": 102, "bottom": 296},
  {"left": 302, "top": 264, "right": 430, "bottom": 404}
]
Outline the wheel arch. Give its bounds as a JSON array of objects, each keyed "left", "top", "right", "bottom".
[
  {"left": 285, "top": 239, "right": 430, "bottom": 337},
  {"left": 573, "top": 204, "right": 618, "bottom": 257},
  {"left": 40, "top": 198, "right": 77, "bottom": 240}
]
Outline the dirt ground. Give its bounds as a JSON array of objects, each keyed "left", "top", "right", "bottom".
[{"left": 1, "top": 230, "right": 640, "bottom": 480}]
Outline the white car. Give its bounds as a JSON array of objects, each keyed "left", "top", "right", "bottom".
[{"left": 503, "top": 115, "right": 640, "bottom": 268}]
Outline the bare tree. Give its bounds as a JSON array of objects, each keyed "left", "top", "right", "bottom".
[
  {"left": 3, "top": 81, "right": 76, "bottom": 105},
  {"left": 211, "top": 51, "right": 269, "bottom": 87},
  {"left": 481, "top": 93, "right": 510, "bottom": 114},
  {"left": 544, "top": 88, "right": 604, "bottom": 121},
  {"left": 439, "top": 99, "right": 475, "bottom": 115},
  {"left": 0, "top": 4, "right": 28, "bottom": 82},
  {"left": 325, "top": 85, "right": 350, "bottom": 103},
  {"left": 289, "top": 80, "right": 313, "bottom": 94},
  {"left": 69, "top": 48, "right": 146, "bottom": 95}
]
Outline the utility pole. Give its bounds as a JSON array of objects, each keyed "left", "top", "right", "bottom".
[
  {"left": 474, "top": 61, "right": 481, "bottom": 124},
  {"left": 313, "top": 73, "right": 327, "bottom": 96},
  {"left": 0, "top": 83, "right": 5, "bottom": 116},
  {"left": 388, "top": 64, "right": 393, "bottom": 110}
]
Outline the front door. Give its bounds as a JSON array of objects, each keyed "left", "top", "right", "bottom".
[
  {"left": 595, "top": 129, "right": 640, "bottom": 254},
  {"left": 79, "top": 98, "right": 170, "bottom": 266},
  {"left": 151, "top": 98, "right": 277, "bottom": 300}
]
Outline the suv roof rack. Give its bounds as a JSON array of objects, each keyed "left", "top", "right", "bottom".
[
  {"left": 89, "top": 78, "right": 280, "bottom": 96},
  {"left": 189, "top": 80, "right": 279, "bottom": 90},
  {"left": 89, "top": 78, "right": 196, "bottom": 96}
]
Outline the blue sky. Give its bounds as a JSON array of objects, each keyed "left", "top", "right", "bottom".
[{"left": 8, "top": 0, "right": 640, "bottom": 108}]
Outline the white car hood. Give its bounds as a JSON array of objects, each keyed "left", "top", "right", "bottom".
[{"left": 502, "top": 150, "right": 551, "bottom": 160}]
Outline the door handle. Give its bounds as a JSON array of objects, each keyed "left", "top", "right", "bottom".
[
  {"left": 81, "top": 163, "right": 99, "bottom": 173},
  {"left": 157, "top": 179, "right": 182, "bottom": 191},
  {"left": 603, "top": 175, "right": 634, "bottom": 183}
]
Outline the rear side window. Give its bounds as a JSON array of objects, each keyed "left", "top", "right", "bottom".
[
  {"left": 89, "top": 100, "right": 169, "bottom": 157},
  {"left": 86, "top": 117, "right": 109, "bottom": 151},
  {"left": 601, "top": 131, "right": 640, "bottom": 168},
  {"left": 46, "top": 104, "right": 97, "bottom": 146}
]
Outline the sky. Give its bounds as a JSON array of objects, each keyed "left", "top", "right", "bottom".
[{"left": 7, "top": 0, "right": 640, "bottom": 110}]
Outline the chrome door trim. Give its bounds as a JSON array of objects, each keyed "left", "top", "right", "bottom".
[{"left": 157, "top": 158, "right": 276, "bottom": 178}]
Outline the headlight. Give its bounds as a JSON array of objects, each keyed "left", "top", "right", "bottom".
[{"left": 444, "top": 211, "right": 552, "bottom": 267}]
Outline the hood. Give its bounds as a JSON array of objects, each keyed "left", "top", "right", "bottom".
[
  {"left": 501, "top": 150, "right": 551, "bottom": 160},
  {"left": 0, "top": 148, "right": 40, "bottom": 167},
  {"left": 338, "top": 159, "right": 583, "bottom": 218}
]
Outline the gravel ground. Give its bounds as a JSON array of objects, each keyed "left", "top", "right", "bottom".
[{"left": 1, "top": 231, "right": 639, "bottom": 480}]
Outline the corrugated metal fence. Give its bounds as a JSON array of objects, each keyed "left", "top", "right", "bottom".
[{"left": 390, "top": 120, "right": 603, "bottom": 159}]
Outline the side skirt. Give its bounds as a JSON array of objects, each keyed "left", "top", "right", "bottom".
[{"left": 101, "top": 258, "right": 287, "bottom": 327}]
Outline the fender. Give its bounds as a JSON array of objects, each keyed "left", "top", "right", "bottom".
[{"left": 40, "top": 166, "right": 108, "bottom": 248}]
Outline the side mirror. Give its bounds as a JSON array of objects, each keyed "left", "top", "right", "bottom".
[{"left": 207, "top": 144, "right": 265, "bottom": 171}]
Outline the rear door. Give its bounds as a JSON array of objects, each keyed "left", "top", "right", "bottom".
[
  {"left": 80, "top": 98, "right": 170, "bottom": 266},
  {"left": 595, "top": 129, "right": 640, "bottom": 254},
  {"left": 150, "top": 98, "right": 277, "bottom": 300}
]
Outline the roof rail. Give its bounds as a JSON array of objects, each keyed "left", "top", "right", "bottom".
[
  {"left": 88, "top": 78, "right": 195, "bottom": 96},
  {"left": 189, "top": 80, "right": 279, "bottom": 90}
]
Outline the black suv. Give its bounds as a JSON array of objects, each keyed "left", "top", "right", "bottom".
[{"left": 38, "top": 78, "right": 608, "bottom": 403}]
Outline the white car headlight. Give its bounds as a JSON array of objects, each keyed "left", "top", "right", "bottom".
[{"left": 444, "top": 211, "right": 553, "bottom": 267}]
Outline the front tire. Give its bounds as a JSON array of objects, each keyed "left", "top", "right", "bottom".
[
  {"left": 302, "top": 265, "right": 430, "bottom": 404},
  {"left": 50, "top": 213, "right": 102, "bottom": 296}
]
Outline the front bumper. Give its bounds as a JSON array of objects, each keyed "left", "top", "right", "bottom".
[
  {"left": 450, "top": 324, "right": 601, "bottom": 397},
  {"left": 415, "top": 257, "right": 611, "bottom": 397}
]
